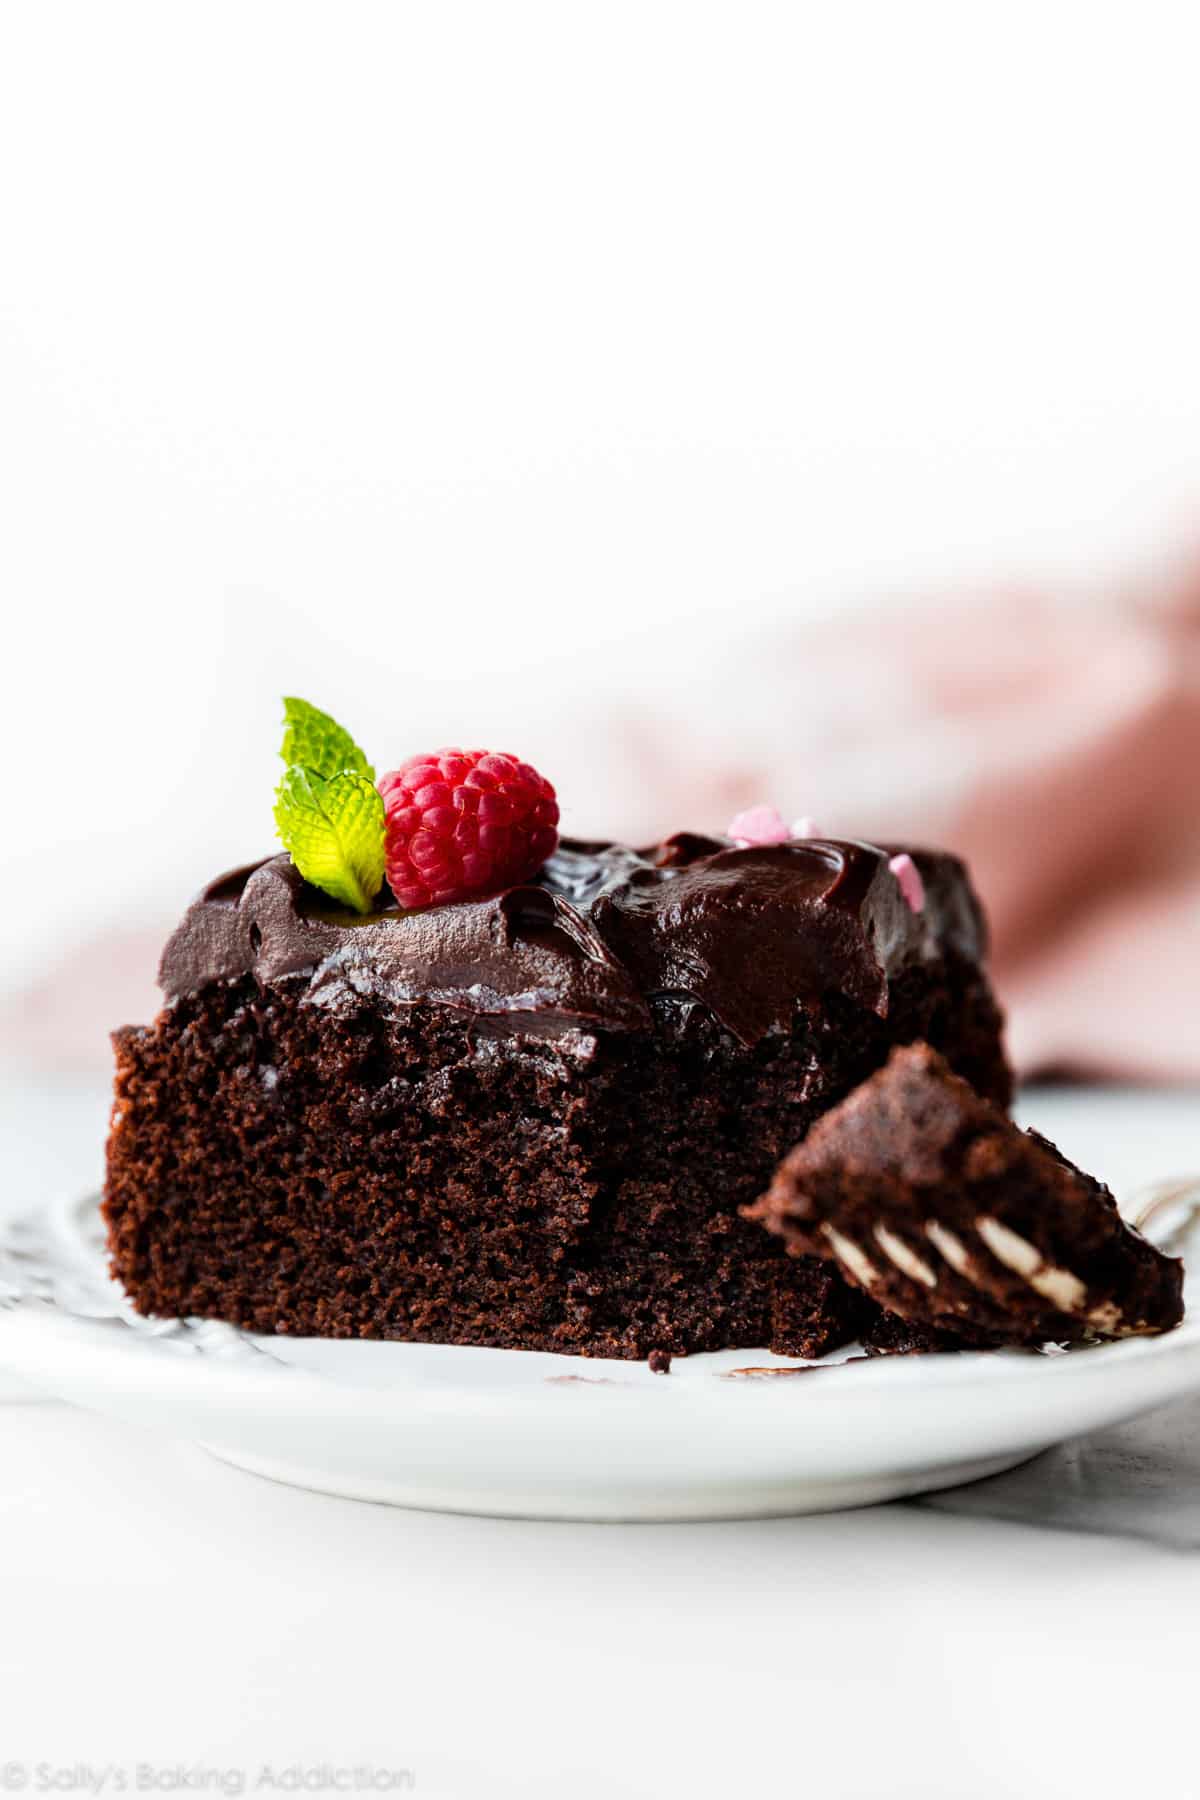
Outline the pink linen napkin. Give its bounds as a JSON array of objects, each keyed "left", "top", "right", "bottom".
[
  {"left": 606, "top": 563, "right": 1200, "bottom": 1082},
  {"left": 7, "top": 563, "right": 1198, "bottom": 1085}
]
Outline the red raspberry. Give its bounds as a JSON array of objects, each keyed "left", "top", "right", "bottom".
[{"left": 378, "top": 749, "right": 560, "bottom": 909}]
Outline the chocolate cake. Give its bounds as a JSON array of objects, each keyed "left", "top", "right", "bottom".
[
  {"left": 104, "top": 835, "right": 1011, "bottom": 1358},
  {"left": 749, "top": 1042, "right": 1184, "bottom": 1345}
]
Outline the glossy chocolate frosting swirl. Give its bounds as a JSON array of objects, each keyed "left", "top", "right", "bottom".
[{"left": 159, "top": 834, "right": 987, "bottom": 1047}]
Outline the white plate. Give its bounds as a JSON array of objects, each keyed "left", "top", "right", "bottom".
[{"left": 2, "top": 1185, "right": 1198, "bottom": 1520}]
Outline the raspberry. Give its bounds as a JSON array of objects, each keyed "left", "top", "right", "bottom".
[{"left": 378, "top": 749, "right": 560, "bottom": 909}]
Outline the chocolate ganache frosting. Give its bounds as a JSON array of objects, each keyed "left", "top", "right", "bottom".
[{"left": 158, "top": 835, "right": 988, "bottom": 1047}]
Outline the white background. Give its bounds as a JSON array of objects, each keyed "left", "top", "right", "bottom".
[
  {"left": 3, "top": 8, "right": 1200, "bottom": 1796},
  {"left": 3, "top": 1, "right": 1200, "bottom": 987}
]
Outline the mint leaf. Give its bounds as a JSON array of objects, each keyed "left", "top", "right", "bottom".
[
  {"left": 280, "top": 696, "right": 374, "bottom": 784},
  {"left": 274, "top": 766, "right": 386, "bottom": 914}
]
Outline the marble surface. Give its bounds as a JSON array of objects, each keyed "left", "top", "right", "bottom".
[
  {"left": 2, "top": 1062, "right": 1199, "bottom": 1798},
  {"left": 920, "top": 1389, "right": 1200, "bottom": 1548}
]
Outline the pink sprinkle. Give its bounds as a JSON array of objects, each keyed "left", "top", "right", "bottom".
[
  {"left": 791, "top": 816, "right": 823, "bottom": 839},
  {"left": 889, "top": 853, "right": 925, "bottom": 913},
  {"left": 727, "top": 804, "right": 789, "bottom": 846}
]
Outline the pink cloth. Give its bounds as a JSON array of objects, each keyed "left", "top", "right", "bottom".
[
  {"left": 6, "top": 563, "right": 1198, "bottom": 1086},
  {"left": 609, "top": 561, "right": 1200, "bottom": 1082}
]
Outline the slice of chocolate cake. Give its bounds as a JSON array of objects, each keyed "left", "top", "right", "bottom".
[
  {"left": 749, "top": 1042, "right": 1184, "bottom": 1345},
  {"left": 105, "top": 835, "right": 1010, "bottom": 1359}
]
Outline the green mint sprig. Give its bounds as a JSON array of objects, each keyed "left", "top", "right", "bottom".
[
  {"left": 280, "top": 694, "right": 375, "bottom": 784},
  {"left": 274, "top": 697, "right": 385, "bottom": 914}
]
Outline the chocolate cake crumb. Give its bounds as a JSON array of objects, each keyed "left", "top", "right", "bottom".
[
  {"left": 750, "top": 1043, "right": 1184, "bottom": 1346},
  {"left": 104, "top": 839, "right": 1010, "bottom": 1359},
  {"left": 647, "top": 1348, "right": 672, "bottom": 1374}
]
